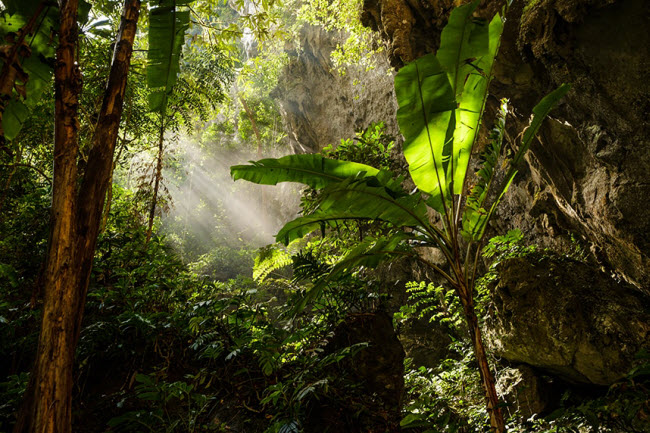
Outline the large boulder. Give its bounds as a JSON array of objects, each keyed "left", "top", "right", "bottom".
[{"left": 484, "top": 255, "right": 650, "bottom": 385}]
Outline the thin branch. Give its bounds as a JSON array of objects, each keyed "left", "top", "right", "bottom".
[{"left": 0, "top": 163, "right": 52, "bottom": 184}]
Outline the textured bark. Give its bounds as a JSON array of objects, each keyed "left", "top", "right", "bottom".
[{"left": 14, "top": 1, "right": 141, "bottom": 431}]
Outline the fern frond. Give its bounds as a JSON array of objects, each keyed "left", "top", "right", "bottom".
[{"left": 253, "top": 245, "right": 293, "bottom": 282}]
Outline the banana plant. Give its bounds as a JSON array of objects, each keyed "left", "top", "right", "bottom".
[{"left": 231, "top": 1, "right": 569, "bottom": 431}]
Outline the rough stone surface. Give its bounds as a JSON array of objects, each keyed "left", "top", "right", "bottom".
[
  {"left": 325, "top": 312, "right": 405, "bottom": 407},
  {"left": 273, "top": 25, "right": 400, "bottom": 154},
  {"left": 496, "top": 364, "right": 550, "bottom": 419},
  {"left": 484, "top": 255, "right": 650, "bottom": 386}
]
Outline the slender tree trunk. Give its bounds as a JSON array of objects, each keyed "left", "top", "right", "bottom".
[
  {"left": 146, "top": 118, "right": 165, "bottom": 243},
  {"left": 457, "top": 280, "right": 505, "bottom": 433},
  {"left": 101, "top": 89, "right": 132, "bottom": 233},
  {"left": 100, "top": 142, "right": 125, "bottom": 233},
  {"left": 14, "top": 1, "right": 141, "bottom": 432}
]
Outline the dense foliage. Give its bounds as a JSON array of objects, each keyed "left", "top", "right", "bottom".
[{"left": 0, "top": 0, "right": 648, "bottom": 432}]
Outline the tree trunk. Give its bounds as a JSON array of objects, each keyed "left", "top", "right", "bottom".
[
  {"left": 457, "top": 281, "right": 505, "bottom": 433},
  {"left": 146, "top": 118, "right": 165, "bottom": 242},
  {"left": 14, "top": 1, "right": 141, "bottom": 432}
]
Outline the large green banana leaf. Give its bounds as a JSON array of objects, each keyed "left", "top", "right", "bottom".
[
  {"left": 275, "top": 176, "right": 428, "bottom": 244},
  {"left": 147, "top": 0, "right": 192, "bottom": 112},
  {"left": 395, "top": 53, "right": 456, "bottom": 213},
  {"left": 444, "top": 11, "right": 503, "bottom": 194},
  {"left": 394, "top": 0, "right": 504, "bottom": 212},
  {"left": 231, "top": 154, "right": 382, "bottom": 190}
]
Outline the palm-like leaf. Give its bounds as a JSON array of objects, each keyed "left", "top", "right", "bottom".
[
  {"left": 147, "top": 0, "right": 192, "bottom": 112},
  {"left": 231, "top": 154, "right": 382, "bottom": 190},
  {"left": 276, "top": 176, "right": 428, "bottom": 244}
]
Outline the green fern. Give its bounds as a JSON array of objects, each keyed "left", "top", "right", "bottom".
[{"left": 253, "top": 245, "right": 293, "bottom": 282}]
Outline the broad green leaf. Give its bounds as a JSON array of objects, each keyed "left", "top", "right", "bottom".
[
  {"left": 147, "top": 3, "right": 192, "bottom": 112},
  {"left": 448, "top": 13, "right": 503, "bottom": 194},
  {"left": 317, "top": 177, "right": 428, "bottom": 227},
  {"left": 395, "top": 53, "right": 455, "bottom": 213},
  {"left": 275, "top": 177, "right": 428, "bottom": 244},
  {"left": 437, "top": 0, "right": 487, "bottom": 96},
  {"left": 231, "top": 154, "right": 381, "bottom": 190}
]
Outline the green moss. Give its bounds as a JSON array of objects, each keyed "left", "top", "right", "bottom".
[{"left": 522, "top": 0, "right": 542, "bottom": 16}]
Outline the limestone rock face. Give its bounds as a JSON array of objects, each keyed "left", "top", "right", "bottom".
[
  {"left": 273, "top": 25, "right": 399, "bottom": 154},
  {"left": 484, "top": 256, "right": 650, "bottom": 385}
]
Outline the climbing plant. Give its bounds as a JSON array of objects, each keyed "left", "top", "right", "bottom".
[{"left": 231, "top": 1, "right": 570, "bottom": 431}]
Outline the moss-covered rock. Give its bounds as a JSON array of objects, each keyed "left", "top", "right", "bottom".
[{"left": 484, "top": 255, "right": 650, "bottom": 385}]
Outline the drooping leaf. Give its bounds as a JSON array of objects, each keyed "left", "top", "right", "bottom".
[
  {"left": 231, "top": 154, "right": 381, "bottom": 190},
  {"left": 294, "top": 232, "right": 415, "bottom": 313},
  {"left": 275, "top": 176, "right": 427, "bottom": 244},
  {"left": 328, "top": 232, "right": 414, "bottom": 277},
  {"left": 147, "top": 2, "right": 192, "bottom": 112},
  {"left": 395, "top": 53, "right": 456, "bottom": 213},
  {"left": 276, "top": 213, "right": 370, "bottom": 245}
]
